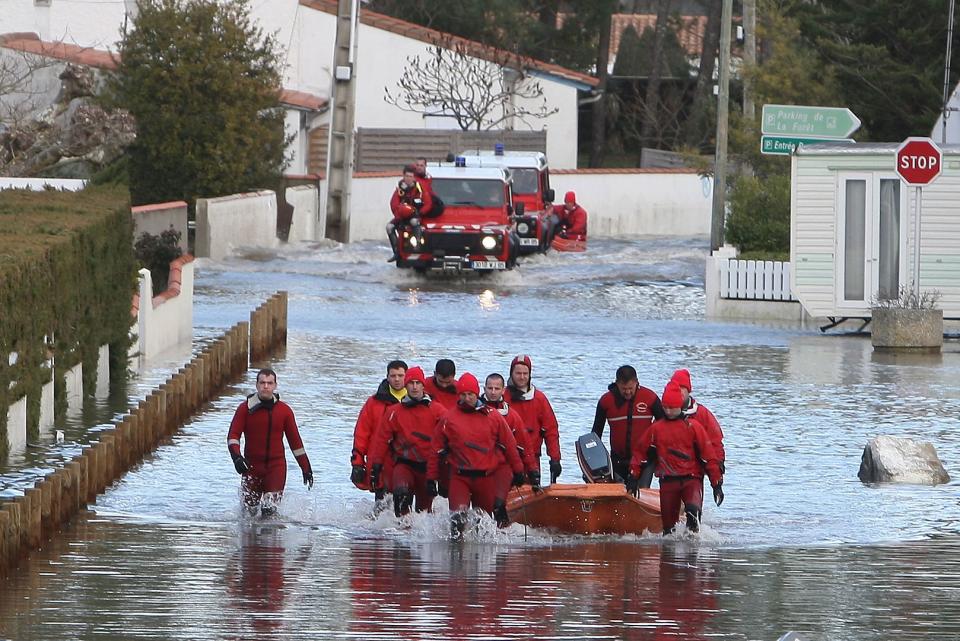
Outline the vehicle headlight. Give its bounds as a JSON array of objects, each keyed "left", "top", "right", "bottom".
[
  {"left": 409, "top": 235, "right": 419, "bottom": 248},
  {"left": 517, "top": 222, "right": 530, "bottom": 235},
  {"left": 481, "top": 235, "right": 497, "bottom": 250}
]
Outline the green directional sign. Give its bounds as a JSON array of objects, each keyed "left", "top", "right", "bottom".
[
  {"left": 761, "top": 104, "right": 861, "bottom": 138},
  {"left": 760, "top": 135, "right": 854, "bottom": 155}
]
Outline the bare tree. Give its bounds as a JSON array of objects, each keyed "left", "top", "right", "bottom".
[
  {"left": 384, "top": 43, "right": 558, "bottom": 131},
  {"left": 0, "top": 49, "right": 58, "bottom": 129}
]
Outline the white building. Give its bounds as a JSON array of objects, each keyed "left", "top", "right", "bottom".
[
  {"left": 2, "top": 0, "right": 596, "bottom": 172},
  {"left": 790, "top": 143, "right": 960, "bottom": 320}
]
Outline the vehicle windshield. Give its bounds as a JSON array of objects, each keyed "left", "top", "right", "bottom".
[
  {"left": 432, "top": 178, "right": 505, "bottom": 207},
  {"left": 510, "top": 168, "right": 539, "bottom": 194}
]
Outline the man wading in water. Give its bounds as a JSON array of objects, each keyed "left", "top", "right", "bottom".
[{"left": 227, "top": 368, "right": 313, "bottom": 517}]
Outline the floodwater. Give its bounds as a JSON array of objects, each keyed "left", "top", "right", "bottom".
[{"left": 2, "top": 236, "right": 960, "bottom": 641}]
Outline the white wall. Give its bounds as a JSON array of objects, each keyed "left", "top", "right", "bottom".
[
  {"left": 131, "top": 201, "right": 189, "bottom": 253},
  {"left": 39, "top": 371, "right": 54, "bottom": 434},
  {"left": 4, "top": 395, "right": 27, "bottom": 458},
  {"left": 195, "top": 190, "right": 278, "bottom": 260},
  {"left": 63, "top": 362, "right": 82, "bottom": 419},
  {"left": 0, "top": 177, "right": 86, "bottom": 191},
  {"left": 549, "top": 171, "right": 713, "bottom": 236},
  {"left": 343, "top": 170, "right": 712, "bottom": 242},
  {"left": 134, "top": 259, "right": 194, "bottom": 366},
  {"left": 286, "top": 184, "right": 321, "bottom": 243},
  {"left": 95, "top": 344, "right": 110, "bottom": 400},
  {"left": 4, "top": 0, "right": 132, "bottom": 50}
]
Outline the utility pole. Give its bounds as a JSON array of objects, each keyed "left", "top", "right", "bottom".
[
  {"left": 942, "top": 0, "right": 956, "bottom": 145},
  {"left": 710, "top": 0, "right": 733, "bottom": 252},
  {"left": 743, "top": 0, "right": 756, "bottom": 122},
  {"left": 324, "top": 0, "right": 359, "bottom": 242}
]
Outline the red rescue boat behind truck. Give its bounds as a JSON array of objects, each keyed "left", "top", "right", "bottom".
[
  {"left": 458, "top": 148, "right": 556, "bottom": 255},
  {"left": 395, "top": 164, "right": 519, "bottom": 273}
]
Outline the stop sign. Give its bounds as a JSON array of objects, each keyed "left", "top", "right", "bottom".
[{"left": 896, "top": 137, "right": 942, "bottom": 185}]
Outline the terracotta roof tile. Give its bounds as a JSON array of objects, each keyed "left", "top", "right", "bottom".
[
  {"left": 279, "top": 89, "right": 328, "bottom": 111},
  {"left": 0, "top": 34, "right": 117, "bottom": 69},
  {"left": 299, "top": 0, "right": 599, "bottom": 88}
]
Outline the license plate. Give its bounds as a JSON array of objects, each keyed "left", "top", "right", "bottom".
[
  {"left": 519, "top": 238, "right": 539, "bottom": 246},
  {"left": 471, "top": 260, "right": 506, "bottom": 270}
]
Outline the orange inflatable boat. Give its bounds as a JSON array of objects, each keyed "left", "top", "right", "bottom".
[
  {"left": 505, "top": 483, "right": 664, "bottom": 535},
  {"left": 504, "top": 432, "right": 667, "bottom": 536},
  {"left": 550, "top": 236, "right": 587, "bottom": 252}
]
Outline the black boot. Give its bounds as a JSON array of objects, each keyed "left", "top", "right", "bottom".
[
  {"left": 685, "top": 508, "right": 701, "bottom": 533},
  {"left": 393, "top": 489, "right": 412, "bottom": 518},
  {"left": 493, "top": 500, "right": 509, "bottom": 528},
  {"left": 450, "top": 511, "right": 467, "bottom": 539}
]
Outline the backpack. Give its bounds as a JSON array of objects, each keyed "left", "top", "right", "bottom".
[{"left": 424, "top": 193, "right": 444, "bottom": 218}]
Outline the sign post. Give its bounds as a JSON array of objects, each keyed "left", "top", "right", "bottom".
[
  {"left": 760, "top": 105, "right": 861, "bottom": 155},
  {"left": 895, "top": 137, "right": 943, "bottom": 287}
]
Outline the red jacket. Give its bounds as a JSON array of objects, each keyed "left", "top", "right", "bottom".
[
  {"left": 228, "top": 394, "right": 310, "bottom": 476},
  {"left": 552, "top": 204, "right": 588, "bottom": 239},
  {"left": 389, "top": 179, "right": 432, "bottom": 221},
  {"left": 424, "top": 376, "right": 458, "bottom": 410},
  {"left": 429, "top": 403, "right": 523, "bottom": 478},
  {"left": 592, "top": 383, "right": 664, "bottom": 461},
  {"left": 682, "top": 398, "right": 725, "bottom": 463},
  {"left": 506, "top": 383, "right": 561, "bottom": 461},
  {"left": 351, "top": 379, "right": 403, "bottom": 466},
  {"left": 482, "top": 396, "right": 539, "bottom": 473},
  {"left": 629, "top": 416, "right": 722, "bottom": 487},
  {"left": 369, "top": 396, "right": 445, "bottom": 467}
]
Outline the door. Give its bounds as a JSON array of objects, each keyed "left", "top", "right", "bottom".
[{"left": 837, "top": 174, "right": 907, "bottom": 311}]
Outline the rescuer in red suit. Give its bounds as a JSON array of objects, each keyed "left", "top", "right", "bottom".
[
  {"left": 387, "top": 165, "right": 433, "bottom": 262},
  {"left": 350, "top": 360, "right": 408, "bottom": 497},
  {"left": 671, "top": 368, "right": 726, "bottom": 473},
  {"left": 628, "top": 382, "right": 723, "bottom": 534},
  {"left": 428, "top": 373, "right": 525, "bottom": 536},
  {"left": 368, "top": 366, "right": 446, "bottom": 517},
  {"left": 592, "top": 364, "right": 664, "bottom": 488},
  {"left": 551, "top": 190, "right": 588, "bottom": 240},
  {"left": 506, "top": 354, "right": 562, "bottom": 484},
  {"left": 423, "top": 358, "right": 459, "bottom": 409},
  {"left": 227, "top": 368, "right": 313, "bottom": 517},
  {"left": 481, "top": 372, "right": 541, "bottom": 519}
]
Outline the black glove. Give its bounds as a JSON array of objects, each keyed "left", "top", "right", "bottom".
[
  {"left": 369, "top": 464, "right": 383, "bottom": 489},
  {"left": 549, "top": 460, "right": 562, "bottom": 484},
  {"left": 231, "top": 453, "right": 249, "bottom": 475},
  {"left": 719, "top": 460, "right": 726, "bottom": 475},
  {"left": 512, "top": 472, "right": 526, "bottom": 487},
  {"left": 713, "top": 483, "right": 724, "bottom": 506},
  {"left": 426, "top": 479, "right": 439, "bottom": 497},
  {"left": 303, "top": 467, "right": 314, "bottom": 490},
  {"left": 350, "top": 464, "right": 366, "bottom": 486},
  {"left": 528, "top": 470, "right": 542, "bottom": 493},
  {"left": 625, "top": 474, "right": 640, "bottom": 495},
  {"left": 412, "top": 198, "right": 423, "bottom": 208}
]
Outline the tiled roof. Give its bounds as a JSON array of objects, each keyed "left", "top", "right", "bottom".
[
  {"left": 610, "top": 14, "right": 709, "bottom": 59},
  {"left": 279, "top": 89, "right": 328, "bottom": 111},
  {"left": 299, "top": 0, "right": 599, "bottom": 88},
  {"left": 0, "top": 33, "right": 117, "bottom": 69},
  {"left": 0, "top": 33, "right": 327, "bottom": 112}
]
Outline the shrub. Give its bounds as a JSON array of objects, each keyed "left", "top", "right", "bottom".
[
  {"left": 726, "top": 173, "right": 790, "bottom": 255},
  {"left": 134, "top": 228, "right": 183, "bottom": 293}
]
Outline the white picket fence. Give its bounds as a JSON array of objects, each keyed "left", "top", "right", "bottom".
[{"left": 718, "top": 259, "right": 796, "bottom": 301}]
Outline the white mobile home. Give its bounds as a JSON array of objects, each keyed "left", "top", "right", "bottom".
[{"left": 791, "top": 143, "right": 960, "bottom": 320}]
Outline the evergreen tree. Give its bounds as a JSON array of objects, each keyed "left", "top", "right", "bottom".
[{"left": 112, "top": 0, "right": 288, "bottom": 207}]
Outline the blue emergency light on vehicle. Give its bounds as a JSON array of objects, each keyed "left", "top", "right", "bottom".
[
  {"left": 494, "top": 143, "right": 505, "bottom": 155},
  {"left": 455, "top": 156, "right": 466, "bottom": 167}
]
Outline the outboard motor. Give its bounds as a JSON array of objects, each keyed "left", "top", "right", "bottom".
[{"left": 576, "top": 433, "right": 615, "bottom": 483}]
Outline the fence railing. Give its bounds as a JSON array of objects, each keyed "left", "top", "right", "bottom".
[{"left": 718, "top": 259, "right": 796, "bottom": 301}]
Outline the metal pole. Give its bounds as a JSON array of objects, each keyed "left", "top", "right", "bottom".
[
  {"left": 710, "top": 0, "right": 734, "bottom": 252},
  {"left": 913, "top": 185, "right": 922, "bottom": 287},
  {"left": 743, "top": 0, "right": 756, "bottom": 121},
  {"left": 942, "top": 0, "right": 956, "bottom": 145}
]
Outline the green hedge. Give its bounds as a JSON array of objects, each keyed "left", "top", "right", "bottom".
[
  {"left": 726, "top": 173, "right": 791, "bottom": 256},
  {"left": 0, "top": 186, "right": 135, "bottom": 457}
]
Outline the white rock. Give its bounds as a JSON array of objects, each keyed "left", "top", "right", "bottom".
[{"left": 858, "top": 435, "right": 950, "bottom": 485}]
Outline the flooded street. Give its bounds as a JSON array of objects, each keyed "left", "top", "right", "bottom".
[{"left": 3, "top": 236, "right": 960, "bottom": 640}]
